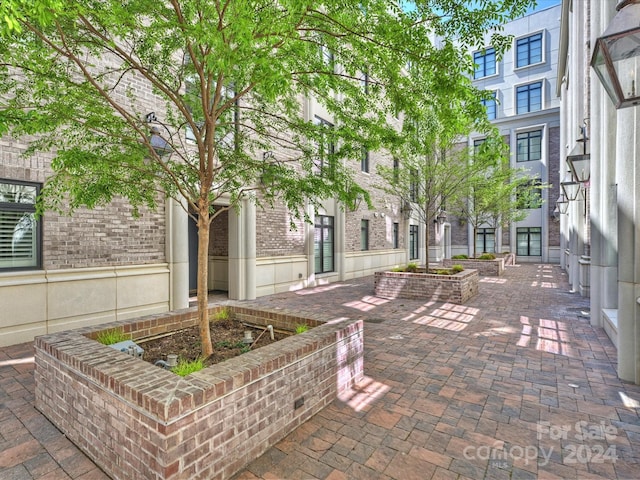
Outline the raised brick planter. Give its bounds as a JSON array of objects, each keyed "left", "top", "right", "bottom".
[
  {"left": 34, "top": 305, "right": 363, "bottom": 480},
  {"left": 374, "top": 269, "right": 478, "bottom": 303},
  {"left": 443, "top": 257, "right": 505, "bottom": 276}
]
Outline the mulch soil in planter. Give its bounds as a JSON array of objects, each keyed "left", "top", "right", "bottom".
[{"left": 138, "top": 317, "right": 291, "bottom": 368}]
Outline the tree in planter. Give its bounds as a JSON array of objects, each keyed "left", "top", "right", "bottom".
[
  {"left": 0, "top": 0, "right": 532, "bottom": 357},
  {"left": 451, "top": 136, "right": 547, "bottom": 258},
  {"left": 377, "top": 91, "right": 507, "bottom": 269}
]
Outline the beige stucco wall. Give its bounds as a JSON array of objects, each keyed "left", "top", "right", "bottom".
[{"left": 0, "top": 263, "right": 170, "bottom": 346}]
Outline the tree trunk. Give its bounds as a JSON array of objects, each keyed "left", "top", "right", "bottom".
[
  {"left": 424, "top": 221, "right": 430, "bottom": 271},
  {"left": 197, "top": 208, "right": 213, "bottom": 358},
  {"left": 472, "top": 225, "right": 477, "bottom": 258}
]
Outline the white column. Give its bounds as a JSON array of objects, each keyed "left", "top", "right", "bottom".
[
  {"left": 616, "top": 105, "right": 640, "bottom": 383},
  {"left": 166, "top": 197, "right": 189, "bottom": 310},
  {"left": 228, "top": 197, "right": 256, "bottom": 300}
]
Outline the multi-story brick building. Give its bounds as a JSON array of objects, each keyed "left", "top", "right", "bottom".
[
  {"left": 431, "top": 5, "right": 562, "bottom": 263},
  {"left": 0, "top": 70, "right": 411, "bottom": 349}
]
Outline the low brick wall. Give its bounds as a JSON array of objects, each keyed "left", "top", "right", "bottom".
[
  {"left": 443, "top": 257, "right": 505, "bottom": 276},
  {"left": 34, "top": 305, "right": 363, "bottom": 480},
  {"left": 374, "top": 269, "right": 478, "bottom": 303}
]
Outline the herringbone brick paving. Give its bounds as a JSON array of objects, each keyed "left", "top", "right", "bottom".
[{"left": 1, "top": 263, "right": 639, "bottom": 479}]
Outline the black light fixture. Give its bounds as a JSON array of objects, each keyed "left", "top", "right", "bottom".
[
  {"left": 434, "top": 210, "right": 447, "bottom": 225},
  {"left": 556, "top": 193, "right": 569, "bottom": 214},
  {"left": 401, "top": 200, "right": 413, "bottom": 219},
  {"left": 591, "top": 0, "right": 640, "bottom": 109},
  {"left": 567, "top": 124, "right": 590, "bottom": 184},
  {"left": 149, "top": 126, "right": 172, "bottom": 157},
  {"left": 561, "top": 173, "right": 581, "bottom": 201}
]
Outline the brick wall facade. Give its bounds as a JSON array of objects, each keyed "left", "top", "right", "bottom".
[
  {"left": 345, "top": 151, "right": 404, "bottom": 252},
  {"left": 256, "top": 204, "right": 306, "bottom": 257},
  {"left": 209, "top": 208, "right": 229, "bottom": 257},
  {"left": 34, "top": 305, "right": 364, "bottom": 480},
  {"left": 547, "top": 126, "right": 561, "bottom": 248},
  {"left": 1, "top": 160, "right": 166, "bottom": 269}
]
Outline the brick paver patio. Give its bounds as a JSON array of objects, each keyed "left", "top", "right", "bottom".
[{"left": 1, "top": 264, "right": 639, "bottom": 479}]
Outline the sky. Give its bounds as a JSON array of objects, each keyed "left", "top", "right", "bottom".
[{"left": 525, "top": 0, "right": 561, "bottom": 15}]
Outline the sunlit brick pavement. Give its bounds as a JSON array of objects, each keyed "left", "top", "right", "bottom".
[
  {"left": 1, "top": 263, "right": 639, "bottom": 479},
  {"left": 233, "top": 264, "right": 640, "bottom": 480}
]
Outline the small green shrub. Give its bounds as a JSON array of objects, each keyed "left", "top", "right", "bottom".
[
  {"left": 390, "top": 266, "right": 404, "bottom": 272},
  {"left": 435, "top": 269, "right": 451, "bottom": 275},
  {"left": 478, "top": 253, "right": 496, "bottom": 260},
  {"left": 451, "top": 264, "right": 464, "bottom": 273},
  {"left": 96, "top": 329, "right": 129, "bottom": 345},
  {"left": 211, "top": 307, "right": 231, "bottom": 322},
  {"left": 452, "top": 254, "right": 468, "bottom": 260},
  {"left": 171, "top": 358, "right": 205, "bottom": 377},
  {"left": 406, "top": 262, "right": 419, "bottom": 273},
  {"left": 215, "top": 340, "right": 246, "bottom": 349},
  {"left": 295, "top": 324, "right": 309, "bottom": 334}
]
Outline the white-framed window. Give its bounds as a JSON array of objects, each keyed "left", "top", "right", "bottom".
[
  {"left": 516, "top": 81, "right": 543, "bottom": 114},
  {"left": 516, "top": 129, "right": 543, "bottom": 162},
  {"left": 473, "top": 47, "right": 497, "bottom": 79},
  {"left": 515, "top": 32, "right": 544, "bottom": 69},
  {"left": 0, "top": 179, "right": 41, "bottom": 270}
]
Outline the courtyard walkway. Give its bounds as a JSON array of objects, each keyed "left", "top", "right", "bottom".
[{"left": 1, "top": 264, "right": 640, "bottom": 479}]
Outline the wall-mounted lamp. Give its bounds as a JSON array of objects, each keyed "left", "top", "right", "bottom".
[
  {"left": 591, "top": 0, "right": 640, "bottom": 109},
  {"left": 263, "top": 151, "right": 274, "bottom": 161},
  {"left": 149, "top": 126, "right": 172, "bottom": 157},
  {"left": 556, "top": 193, "right": 570, "bottom": 214},
  {"left": 400, "top": 200, "right": 413, "bottom": 219},
  {"left": 434, "top": 210, "right": 447, "bottom": 225},
  {"left": 561, "top": 173, "right": 581, "bottom": 201},
  {"left": 567, "top": 124, "right": 590, "bottom": 184}
]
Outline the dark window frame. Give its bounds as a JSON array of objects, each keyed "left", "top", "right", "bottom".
[
  {"left": 409, "top": 224, "right": 419, "bottom": 260},
  {"left": 516, "top": 81, "right": 543, "bottom": 114},
  {"left": 476, "top": 228, "right": 496, "bottom": 255},
  {"left": 393, "top": 222, "right": 399, "bottom": 249},
  {"left": 314, "top": 215, "right": 335, "bottom": 274},
  {"left": 516, "top": 32, "right": 543, "bottom": 68},
  {"left": 473, "top": 47, "right": 497, "bottom": 79},
  {"left": 361, "top": 148, "right": 370, "bottom": 173},
  {"left": 516, "top": 129, "right": 542, "bottom": 162},
  {"left": 516, "top": 227, "right": 542, "bottom": 256},
  {"left": 360, "top": 219, "right": 369, "bottom": 251},
  {"left": 0, "top": 178, "right": 42, "bottom": 271}
]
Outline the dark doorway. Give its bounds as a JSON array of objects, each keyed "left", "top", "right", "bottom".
[{"left": 188, "top": 215, "right": 198, "bottom": 293}]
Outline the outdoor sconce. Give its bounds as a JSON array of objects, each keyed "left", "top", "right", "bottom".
[
  {"left": 400, "top": 200, "right": 413, "bottom": 219},
  {"left": 591, "top": 0, "right": 640, "bottom": 109},
  {"left": 567, "top": 125, "right": 590, "bottom": 184},
  {"left": 556, "top": 193, "right": 569, "bottom": 214},
  {"left": 434, "top": 210, "right": 447, "bottom": 225},
  {"left": 561, "top": 174, "right": 581, "bottom": 201},
  {"left": 149, "top": 126, "right": 172, "bottom": 157}
]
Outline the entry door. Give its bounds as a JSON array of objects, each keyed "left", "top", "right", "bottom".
[{"left": 188, "top": 215, "right": 198, "bottom": 292}]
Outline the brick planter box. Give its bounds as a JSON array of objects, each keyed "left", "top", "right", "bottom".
[
  {"left": 443, "top": 257, "right": 505, "bottom": 276},
  {"left": 34, "top": 305, "right": 363, "bottom": 480},
  {"left": 374, "top": 269, "right": 478, "bottom": 303}
]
